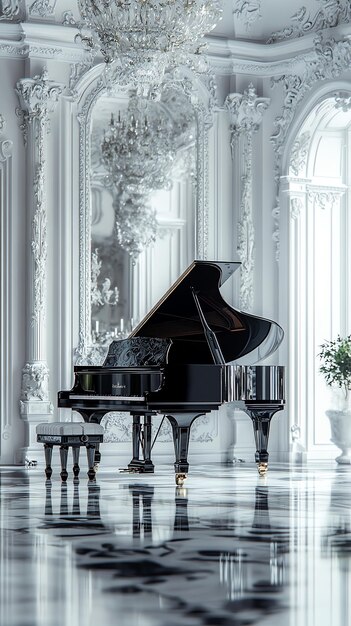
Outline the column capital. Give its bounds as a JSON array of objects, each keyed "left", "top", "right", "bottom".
[
  {"left": 16, "top": 67, "right": 64, "bottom": 119},
  {"left": 225, "top": 83, "right": 270, "bottom": 149}
]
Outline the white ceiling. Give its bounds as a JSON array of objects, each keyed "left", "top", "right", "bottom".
[{"left": 24, "top": 0, "right": 345, "bottom": 45}]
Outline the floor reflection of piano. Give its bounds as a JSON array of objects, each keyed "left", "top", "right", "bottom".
[{"left": 58, "top": 261, "right": 285, "bottom": 484}]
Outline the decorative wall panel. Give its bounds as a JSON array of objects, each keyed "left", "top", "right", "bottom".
[{"left": 0, "top": 137, "right": 13, "bottom": 451}]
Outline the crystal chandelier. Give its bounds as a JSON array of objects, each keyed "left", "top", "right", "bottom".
[
  {"left": 101, "top": 95, "right": 175, "bottom": 193},
  {"left": 78, "top": 0, "right": 223, "bottom": 89}
]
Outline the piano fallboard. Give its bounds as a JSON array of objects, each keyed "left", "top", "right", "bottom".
[{"left": 73, "top": 366, "right": 162, "bottom": 397}]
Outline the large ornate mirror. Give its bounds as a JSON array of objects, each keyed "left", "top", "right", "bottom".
[
  {"left": 76, "top": 67, "right": 214, "bottom": 363},
  {"left": 89, "top": 87, "right": 196, "bottom": 351}
]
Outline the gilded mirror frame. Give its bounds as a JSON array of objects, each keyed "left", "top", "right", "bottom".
[{"left": 74, "top": 64, "right": 215, "bottom": 362}]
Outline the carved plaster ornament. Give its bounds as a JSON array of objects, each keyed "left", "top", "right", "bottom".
[
  {"left": 0, "top": 138, "right": 13, "bottom": 442},
  {"left": 234, "top": 0, "right": 261, "bottom": 30},
  {"left": 334, "top": 92, "right": 351, "bottom": 111},
  {"left": 271, "top": 35, "right": 351, "bottom": 260},
  {"left": 21, "top": 362, "right": 49, "bottom": 401},
  {"left": 0, "top": 114, "right": 5, "bottom": 133},
  {"left": 290, "top": 197, "right": 303, "bottom": 220},
  {"left": 62, "top": 10, "right": 78, "bottom": 25},
  {"left": 29, "top": 0, "right": 57, "bottom": 18},
  {"left": 225, "top": 84, "right": 269, "bottom": 311},
  {"left": 308, "top": 189, "right": 341, "bottom": 211},
  {"left": 16, "top": 69, "right": 64, "bottom": 406},
  {"left": 0, "top": 0, "right": 23, "bottom": 21},
  {"left": 267, "top": 0, "right": 351, "bottom": 43},
  {"left": 101, "top": 411, "right": 217, "bottom": 444},
  {"left": 289, "top": 131, "right": 310, "bottom": 176}
]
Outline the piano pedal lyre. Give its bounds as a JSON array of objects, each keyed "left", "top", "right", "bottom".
[{"left": 175, "top": 473, "right": 187, "bottom": 486}]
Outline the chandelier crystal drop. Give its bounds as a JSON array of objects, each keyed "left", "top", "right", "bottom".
[
  {"left": 113, "top": 190, "right": 158, "bottom": 261},
  {"left": 78, "top": 0, "right": 222, "bottom": 88}
]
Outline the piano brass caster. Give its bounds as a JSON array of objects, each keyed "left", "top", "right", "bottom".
[
  {"left": 257, "top": 462, "right": 268, "bottom": 476},
  {"left": 175, "top": 473, "right": 187, "bottom": 487}
]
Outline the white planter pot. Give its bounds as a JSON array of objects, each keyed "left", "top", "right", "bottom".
[{"left": 326, "top": 410, "right": 351, "bottom": 464}]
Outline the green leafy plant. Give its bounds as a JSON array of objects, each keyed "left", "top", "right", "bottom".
[{"left": 319, "top": 335, "right": 351, "bottom": 399}]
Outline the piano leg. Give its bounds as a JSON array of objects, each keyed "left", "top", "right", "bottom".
[
  {"left": 167, "top": 413, "right": 203, "bottom": 486},
  {"left": 128, "top": 413, "right": 154, "bottom": 473},
  {"left": 245, "top": 406, "right": 283, "bottom": 475}
]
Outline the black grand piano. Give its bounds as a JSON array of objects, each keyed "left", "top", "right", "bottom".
[{"left": 58, "top": 261, "right": 285, "bottom": 485}]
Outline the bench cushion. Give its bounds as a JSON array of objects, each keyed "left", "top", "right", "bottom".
[{"left": 36, "top": 422, "right": 104, "bottom": 436}]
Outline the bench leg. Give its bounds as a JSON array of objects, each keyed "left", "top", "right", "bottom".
[
  {"left": 86, "top": 444, "right": 96, "bottom": 480},
  {"left": 59, "top": 445, "right": 69, "bottom": 482},
  {"left": 94, "top": 443, "right": 101, "bottom": 469},
  {"left": 44, "top": 444, "right": 53, "bottom": 479},
  {"left": 72, "top": 446, "right": 80, "bottom": 477}
]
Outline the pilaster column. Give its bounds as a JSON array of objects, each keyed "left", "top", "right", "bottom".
[
  {"left": 16, "top": 68, "right": 64, "bottom": 429},
  {"left": 225, "top": 84, "right": 269, "bottom": 311}
]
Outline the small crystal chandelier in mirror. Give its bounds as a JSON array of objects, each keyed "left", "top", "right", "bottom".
[
  {"left": 101, "top": 95, "right": 175, "bottom": 193},
  {"left": 78, "top": 0, "right": 223, "bottom": 91},
  {"left": 100, "top": 94, "right": 178, "bottom": 261}
]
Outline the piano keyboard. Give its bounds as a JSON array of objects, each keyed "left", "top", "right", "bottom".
[{"left": 69, "top": 394, "right": 145, "bottom": 402}]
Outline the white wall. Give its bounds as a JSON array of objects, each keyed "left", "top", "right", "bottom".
[{"left": 1, "top": 17, "right": 351, "bottom": 466}]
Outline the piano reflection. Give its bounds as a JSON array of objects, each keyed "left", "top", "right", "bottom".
[{"left": 58, "top": 261, "right": 285, "bottom": 485}]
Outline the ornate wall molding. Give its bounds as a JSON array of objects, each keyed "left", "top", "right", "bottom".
[
  {"left": 101, "top": 413, "right": 217, "bottom": 443},
  {"left": 20, "top": 362, "right": 50, "bottom": 402},
  {"left": 268, "top": 0, "right": 351, "bottom": 44},
  {"left": 0, "top": 138, "right": 13, "bottom": 451},
  {"left": 0, "top": 0, "right": 23, "bottom": 21},
  {"left": 271, "top": 35, "right": 351, "bottom": 260},
  {"left": 287, "top": 182, "right": 346, "bottom": 219},
  {"left": 16, "top": 68, "right": 64, "bottom": 411},
  {"left": 290, "top": 196, "right": 304, "bottom": 220},
  {"left": 334, "top": 91, "right": 351, "bottom": 111},
  {"left": 233, "top": 0, "right": 261, "bottom": 30},
  {"left": 62, "top": 10, "right": 78, "bottom": 26},
  {"left": 225, "top": 84, "right": 269, "bottom": 311},
  {"left": 29, "top": 0, "right": 57, "bottom": 18},
  {"left": 307, "top": 188, "right": 344, "bottom": 211},
  {"left": 289, "top": 131, "right": 310, "bottom": 176}
]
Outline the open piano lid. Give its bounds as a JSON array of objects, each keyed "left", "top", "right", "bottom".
[{"left": 131, "top": 260, "right": 283, "bottom": 364}]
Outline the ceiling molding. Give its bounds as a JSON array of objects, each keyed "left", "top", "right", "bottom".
[{"left": 1, "top": 21, "right": 351, "bottom": 77}]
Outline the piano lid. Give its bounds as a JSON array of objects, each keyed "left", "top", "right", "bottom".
[{"left": 131, "top": 260, "right": 283, "bottom": 364}]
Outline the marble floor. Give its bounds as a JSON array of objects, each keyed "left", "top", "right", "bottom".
[{"left": 0, "top": 462, "right": 350, "bottom": 626}]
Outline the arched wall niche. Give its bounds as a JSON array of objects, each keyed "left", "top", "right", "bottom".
[
  {"left": 279, "top": 81, "right": 351, "bottom": 459},
  {"left": 70, "top": 63, "right": 216, "bottom": 364}
]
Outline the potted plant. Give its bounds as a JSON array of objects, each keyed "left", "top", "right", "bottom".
[{"left": 319, "top": 334, "right": 351, "bottom": 464}]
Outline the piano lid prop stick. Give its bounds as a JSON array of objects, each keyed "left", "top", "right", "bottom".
[{"left": 191, "top": 287, "right": 225, "bottom": 366}]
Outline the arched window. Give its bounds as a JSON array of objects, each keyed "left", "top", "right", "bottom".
[{"left": 288, "top": 95, "right": 351, "bottom": 457}]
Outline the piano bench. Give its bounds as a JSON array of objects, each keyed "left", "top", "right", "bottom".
[{"left": 36, "top": 422, "right": 104, "bottom": 481}]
